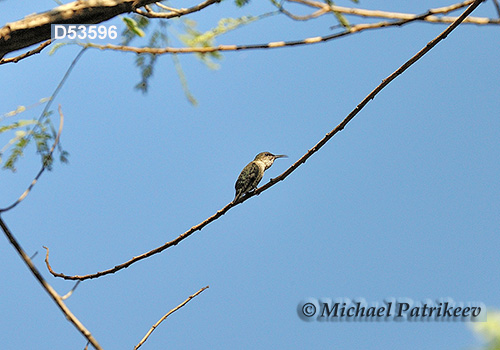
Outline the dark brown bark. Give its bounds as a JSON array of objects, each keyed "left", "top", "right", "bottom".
[{"left": 0, "top": 0, "right": 157, "bottom": 58}]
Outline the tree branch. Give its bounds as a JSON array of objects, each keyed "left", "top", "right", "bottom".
[
  {"left": 45, "top": 200, "right": 236, "bottom": 280},
  {"left": 44, "top": 0, "right": 485, "bottom": 281},
  {"left": 134, "top": 286, "right": 209, "bottom": 350},
  {"left": 1, "top": 0, "right": 496, "bottom": 60},
  {"left": 77, "top": 0, "right": 497, "bottom": 56},
  {"left": 134, "top": 0, "right": 221, "bottom": 19},
  {"left": 256, "top": 0, "right": 486, "bottom": 194},
  {"left": 288, "top": 0, "right": 495, "bottom": 24},
  {"left": 0, "top": 39, "right": 52, "bottom": 65},
  {"left": 0, "top": 0, "right": 159, "bottom": 58},
  {"left": 492, "top": 0, "right": 500, "bottom": 17},
  {"left": 0, "top": 217, "right": 102, "bottom": 349}
]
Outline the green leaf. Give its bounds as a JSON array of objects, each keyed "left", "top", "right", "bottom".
[
  {"left": 121, "top": 15, "right": 150, "bottom": 45},
  {"left": 172, "top": 54, "right": 198, "bottom": 106},
  {"left": 0, "top": 120, "right": 38, "bottom": 134},
  {"left": 1, "top": 114, "right": 69, "bottom": 172},
  {"left": 325, "top": 0, "right": 351, "bottom": 29},
  {"left": 235, "top": 0, "right": 250, "bottom": 7},
  {"left": 179, "top": 16, "right": 256, "bottom": 69},
  {"left": 122, "top": 17, "right": 146, "bottom": 38},
  {"left": 3, "top": 135, "right": 28, "bottom": 172},
  {"left": 332, "top": 10, "right": 351, "bottom": 29}
]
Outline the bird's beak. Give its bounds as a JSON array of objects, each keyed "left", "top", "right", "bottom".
[{"left": 274, "top": 154, "right": 288, "bottom": 159}]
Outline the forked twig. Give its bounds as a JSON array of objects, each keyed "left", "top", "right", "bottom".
[{"left": 134, "top": 286, "right": 209, "bottom": 350}]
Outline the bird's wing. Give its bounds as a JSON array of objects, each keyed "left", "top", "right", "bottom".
[{"left": 234, "top": 162, "right": 260, "bottom": 201}]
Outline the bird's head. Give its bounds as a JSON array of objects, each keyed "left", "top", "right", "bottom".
[{"left": 254, "top": 152, "right": 288, "bottom": 169}]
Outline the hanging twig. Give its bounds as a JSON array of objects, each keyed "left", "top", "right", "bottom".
[{"left": 0, "top": 105, "right": 65, "bottom": 213}]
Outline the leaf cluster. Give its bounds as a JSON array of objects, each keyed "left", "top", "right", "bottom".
[{"left": 1, "top": 102, "right": 68, "bottom": 172}]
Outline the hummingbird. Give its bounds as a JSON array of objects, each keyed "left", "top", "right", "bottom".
[{"left": 233, "top": 152, "right": 288, "bottom": 203}]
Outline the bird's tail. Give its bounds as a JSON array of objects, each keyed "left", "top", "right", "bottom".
[{"left": 233, "top": 190, "right": 242, "bottom": 204}]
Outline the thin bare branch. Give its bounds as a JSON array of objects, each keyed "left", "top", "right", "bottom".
[
  {"left": 271, "top": 0, "right": 326, "bottom": 22},
  {"left": 0, "top": 40, "right": 52, "bottom": 65},
  {"left": 70, "top": 21, "right": 416, "bottom": 54},
  {"left": 45, "top": 200, "right": 236, "bottom": 280},
  {"left": 0, "top": 0, "right": 496, "bottom": 59},
  {"left": 492, "top": 0, "right": 500, "bottom": 17},
  {"left": 287, "top": 0, "right": 497, "bottom": 24},
  {"left": 61, "top": 281, "right": 81, "bottom": 300},
  {"left": 134, "top": 286, "right": 209, "bottom": 350},
  {"left": 134, "top": 0, "right": 221, "bottom": 19},
  {"left": 155, "top": 2, "right": 181, "bottom": 11},
  {"left": 79, "top": 0, "right": 496, "bottom": 56},
  {"left": 255, "top": 0, "right": 487, "bottom": 195},
  {"left": 0, "top": 105, "right": 65, "bottom": 213},
  {"left": 45, "top": 0, "right": 484, "bottom": 281},
  {"left": 0, "top": 217, "right": 102, "bottom": 349}
]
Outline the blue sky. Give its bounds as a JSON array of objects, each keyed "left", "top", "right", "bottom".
[{"left": 1, "top": 0, "right": 499, "bottom": 349}]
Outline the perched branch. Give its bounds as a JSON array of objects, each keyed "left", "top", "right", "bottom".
[
  {"left": 0, "top": 105, "right": 65, "bottom": 213},
  {"left": 134, "top": 286, "right": 209, "bottom": 350},
  {"left": 134, "top": 0, "right": 221, "bottom": 19},
  {"left": 45, "top": 200, "right": 236, "bottom": 280},
  {"left": 0, "top": 40, "right": 52, "bottom": 65},
  {"left": 0, "top": 217, "right": 102, "bottom": 350},
  {"left": 45, "top": 0, "right": 484, "bottom": 281},
  {"left": 255, "top": 0, "right": 486, "bottom": 195}
]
